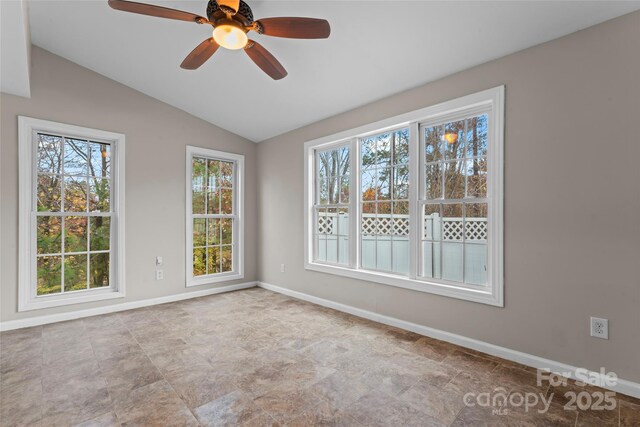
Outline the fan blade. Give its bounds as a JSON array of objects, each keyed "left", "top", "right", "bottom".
[
  {"left": 256, "top": 17, "right": 330, "bottom": 39},
  {"left": 245, "top": 41, "right": 287, "bottom": 80},
  {"left": 181, "top": 38, "right": 220, "bottom": 69},
  {"left": 108, "top": 0, "right": 207, "bottom": 23},
  {"left": 216, "top": 0, "right": 240, "bottom": 14}
]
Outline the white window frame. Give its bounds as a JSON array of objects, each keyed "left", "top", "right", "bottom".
[
  {"left": 185, "top": 146, "right": 244, "bottom": 287},
  {"left": 304, "top": 86, "right": 504, "bottom": 306},
  {"left": 18, "top": 116, "right": 126, "bottom": 311}
]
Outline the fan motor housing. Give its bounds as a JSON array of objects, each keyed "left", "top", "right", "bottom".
[{"left": 207, "top": 0, "right": 254, "bottom": 25}]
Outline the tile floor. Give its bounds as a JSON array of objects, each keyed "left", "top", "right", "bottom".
[{"left": 1, "top": 288, "right": 638, "bottom": 426}]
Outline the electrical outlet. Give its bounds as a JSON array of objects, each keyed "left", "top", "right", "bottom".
[
  {"left": 590, "top": 317, "right": 608, "bottom": 339},
  {"left": 156, "top": 256, "right": 163, "bottom": 266},
  {"left": 280, "top": 264, "right": 285, "bottom": 273},
  {"left": 156, "top": 270, "right": 164, "bottom": 280}
]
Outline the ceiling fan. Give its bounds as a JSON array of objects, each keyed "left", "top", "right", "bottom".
[{"left": 108, "top": 0, "right": 331, "bottom": 80}]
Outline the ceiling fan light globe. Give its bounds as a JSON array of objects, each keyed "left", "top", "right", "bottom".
[{"left": 213, "top": 25, "right": 248, "bottom": 50}]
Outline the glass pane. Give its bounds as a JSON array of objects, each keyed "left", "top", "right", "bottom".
[
  {"left": 318, "top": 177, "right": 329, "bottom": 205},
  {"left": 64, "top": 176, "right": 87, "bottom": 212},
  {"left": 361, "top": 169, "right": 377, "bottom": 201},
  {"left": 194, "top": 218, "right": 206, "bottom": 247},
  {"left": 90, "top": 217, "right": 111, "bottom": 251},
  {"left": 208, "top": 160, "right": 220, "bottom": 190},
  {"left": 442, "top": 204, "right": 464, "bottom": 242},
  {"left": 443, "top": 160, "right": 465, "bottom": 199},
  {"left": 422, "top": 241, "right": 441, "bottom": 279},
  {"left": 465, "top": 203, "right": 488, "bottom": 242},
  {"left": 65, "top": 216, "right": 87, "bottom": 253},
  {"left": 361, "top": 234, "right": 376, "bottom": 270},
  {"left": 328, "top": 176, "right": 339, "bottom": 204},
  {"left": 423, "top": 204, "right": 441, "bottom": 240},
  {"left": 375, "top": 238, "right": 392, "bottom": 271},
  {"left": 466, "top": 114, "right": 488, "bottom": 158},
  {"left": 377, "top": 168, "right": 391, "bottom": 201},
  {"left": 220, "top": 161, "right": 233, "bottom": 188},
  {"left": 376, "top": 133, "right": 392, "bottom": 168},
  {"left": 89, "top": 179, "right": 110, "bottom": 212},
  {"left": 443, "top": 120, "right": 465, "bottom": 160},
  {"left": 207, "top": 218, "right": 220, "bottom": 246},
  {"left": 339, "top": 176, "right": 349, "bottom": 203},
  {"left": 337, "top": 146, "right": 350, "bottom": 176},
  {"left": 393, "top": 166, "right": 409, "bottom": 200},
  {"left": 193, "top": 248, "right": 206, "bottom": 276},
  {"left": 221, "top": 188, "right": 233, "bottom": 214},
  {"left": 326, "top": 230, "right": 338, "bottom": 263},
  {"left": 221, "top": 218, "right": 232, "bottom": 245},
  {"left": 465, "top": 244, "right": 488, "bottom": 286},
  {"left": 442, "top": 242, "right": 463, "bottom": 282},
  {"left": 393, "top": 129, "right": 409, "bottom": 165},
  {"left": 37, "top": 134, "right": 63, "bottom": 174},
  {"left": 361, "top": 202, "right": 376, "bottom": 235},
  {"left": 37, "top": 175, "right": 62, "bottom": 212},
  {"left": 392, "top": 202, "right": 408, "bottom": 237},
  {"left": 192, "top": 158, "right": 206, "bottom": 214},
  {"left": 466, "top": 158, "right": 487, "bottom": 198},
  {"left": 207, "top": 189, "right": 220, "bottom": 215},
  {"left": 392, "top": 239, "right": 409, "bottom": 275},
  {"left": 88, "top": 142, "right": 111, "bottom": 178},
  {"left": 315, "top": 235, "right": 327, "bottom": 263},
  {"left": 37, "top": 216, "right": 62, "bottom": 255},
  {"left": 63, "top": 139, "right": 88, "bottom": 176},
  {"left": 336, "top": 208, "right": 349, "bottom": 237},
  {"left": 64, "top": 254, "right": 87, "bottom": 291},
  {"left": 221, "top": 246, "right": 233, "bottom": 272},
  {"left": 89, "top": 253, "right": 110, "bottom": 288},
  {"left": 37, "top": 256, "right": 62, "bottom": 295},
  {"left": 424, "top": 126, "right": 442, "bottom": 163},
  {"left": 425, "top": 163, "right": 442, "bottom": 200},
  {"left": 361, "top": 137, "right": 376, "bottom": 170},
  {"left": 207, "top": 247, "right": 221, "bottom": 274}
]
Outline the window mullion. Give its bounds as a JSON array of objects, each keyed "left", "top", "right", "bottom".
[
  {"left": 350, "top": 138, "right": 359, "bottom": 269},
  {"left": 408, "top": 122, "right": 420, "bottom": 280}
]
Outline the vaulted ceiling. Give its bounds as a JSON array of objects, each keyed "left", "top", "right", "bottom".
[{"left": 15, "top": 1, "right": 640, "bottom": 141}]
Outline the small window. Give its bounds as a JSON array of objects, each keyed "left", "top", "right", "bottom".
[
  {"left": 186, "top": 146, "right": 244, "bottom": 286},
  {"left": 19, "top": 117, "right": 126, "bottom": 311}
]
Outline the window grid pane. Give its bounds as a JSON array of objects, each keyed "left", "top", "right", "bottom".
[
  {"left": 191, "top": 156, "right": 236, "bottom": 278},
  {"left": 359, "top": 129, "right": 410, "bottom": 275},
  {"left": 420, "top": 113, "right": 489, "bottom": 286},
  {"left": 35, "top": 133, "right": 113, "bottom": 296}
]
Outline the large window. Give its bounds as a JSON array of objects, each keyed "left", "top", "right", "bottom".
[
  {"left": 18, "top": 117, "right": 125, "bottom": 311},
  {"left": 304, "top": 87, "right": 504, "bottom": 306},
  {"left": 186, "top": 146, "right": 244, "bottom": 286}
]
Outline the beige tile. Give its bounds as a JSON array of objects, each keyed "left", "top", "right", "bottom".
[
  {"left": 73, "top": 411, "right": 120, "bottom": 427},
  {"left": 442, "top": 350, "right": 500, "bottom": 373},
  {"left": 194, "top": 390, "right": 263, "bottom": 426},
  {"left": 254, "top": 387, "right": 322, "bottom": 423},
  {"left": 309, "top": 371, "right": 373, "bottom": 409},
  {"left": 0, "top": 377, "right": 43, "bottom": 427},
  {"left": 346, "top": 389, "right": 446, "bottom": 427},
  {"left": 285, "top": 400, "right": 363, "bottom": 427},
  {"left": 164, "top": 365, "right": 238, "bottom": 409},
  {"left": 398, "top": 379, "right": 466, "bottom": 424},
  {"left": 112, "top": 380, "right": 197, "bottom": 426}
]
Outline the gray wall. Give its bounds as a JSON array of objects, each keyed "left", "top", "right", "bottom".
[
  {"left": 257, "top": 12, "right": 640, "bottom": 382},
  {"left": 1, "top": 46, "right": 258, "bottom": 322}
]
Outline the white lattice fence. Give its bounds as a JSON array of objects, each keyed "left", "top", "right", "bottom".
[{"left": 319, "top": 213, "right": 487, "bottom": 241}]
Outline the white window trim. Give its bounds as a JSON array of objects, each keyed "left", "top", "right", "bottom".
[
  {"left": 304, "top": 86, "right": 504, "bottom": 306},
  {"left": 185, "top": 146, "right": 245, "bottom": 287},
  {"left": 18, "top": 116, "right": 126, "bottom": 311}
]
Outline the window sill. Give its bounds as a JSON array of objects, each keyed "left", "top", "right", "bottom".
[
  {"left": 187, "top": 272, "right": 244, "bottom": 288},
  {"left": 19, "top": 289, "right": 125, "bottom": 312},
  {"left": 305, "top": 262, "right": 503, "bottom": 307}
]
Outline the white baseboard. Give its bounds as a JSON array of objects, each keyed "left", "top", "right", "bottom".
[
  {"left": 258, "top": 281, "right": 640, "bottom": 399},
  {"left": 0, "top": 282, "right": 257, "bottom": 332}
]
